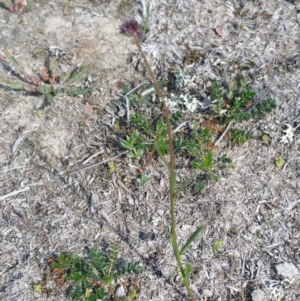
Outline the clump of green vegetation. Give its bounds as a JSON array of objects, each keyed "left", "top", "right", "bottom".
[
  {"left": 275, "top": 156, "right": 285, "bottom": 169},
  {"left": 119, "top": 110, "right": 227, "bottom": 184},
  {"left": 211, "top": 75, "right": 276, "bottom": 144},
  {"left": 137, "top": 174, "right": 149, "bottom": 185},
  {"left": 117, "top": 74, "right": 276, "bottom": 168},
  {"left": 212, "top": 75, "right": 276, "bottom": 125},
  {"left": 229, "top": 128, "right": 252, "bottom": 145},
  {"left": 118, "top": 77, "right": 271, "bottom": 192},
  {"left": 0, "top": 49, "right": 93, "bottom": 103},
  {"left": 212, "top": 239, "right": 224, "bottom": 252},
  {"left": 48, "top": 245, "right": 140, "bottom": 301}
]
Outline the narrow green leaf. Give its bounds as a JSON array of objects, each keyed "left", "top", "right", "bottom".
[
  {"left": 59, "top": 68, "right": 72, "bottom": 85},
  {"left": 65, "top": 66, "right": 87, "bottom": 86},
  {"left": 120, "top": 139, "right": 132, "bottom": 150},
  {"left": 141, "top": 4, "right": 151, "bottom": 41},
  {"left": 191, "top": 161, "right": 203, "bottom": 170},
  {"left": 66, "top": 86, "right": 92, "bottom": 96},
  {"left": 164, "top": 227, "right": 172, "bottom": 238},
  {"left": 183, "top": 263, "right": 193, "bottom": 281},
  {"left": 49, "top": 56, "right": 58, "bottom": 78},
  {"left": 38, "top": 85, "right": 52, "bottom": 94},
  {"left": 3, "top": 49, "right": 28, "bottom": 79},
  {"left": 179, "top": 225, "right": 205, "bottom": 256}
]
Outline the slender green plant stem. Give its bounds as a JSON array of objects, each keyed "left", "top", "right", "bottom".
[{"left": 133, "top": 36, "right": 197, "bottom": 301}]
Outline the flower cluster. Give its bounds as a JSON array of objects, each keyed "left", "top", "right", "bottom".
[{"left": 120, "top": 20, "right": 142, "bottom": 40}]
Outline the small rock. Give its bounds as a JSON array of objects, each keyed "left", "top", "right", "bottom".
[
  {"left": 248, "top": 225, "right": 261, "bottom": 234},
  {"left": 202, "top": 98, "right": 211, "bottom": 108},
  {"left": 202, "top": 289, "right": 213, "bottom": 297},
  {"left": 16, "top": 232, "right": 23, "bottom": 238},
  {"left": 251, "top": 289, "right": 266, "bottom": 301},
  {"left": 181, "top": 224, "right": 191, "bottom": 231},
  {"left": 276, "top": 262, "right": 299, "bottom": 279},
  {"left": 115, "top": 285, "right": 125, "bottom": 298},
  {"left": 139, "top": 231, "right": 148, "bottom": 240},
  {"left": 157, "top": 209, "right": 164, "bottom": 216},
  {"left": 128, "top": 198, "right": 134, "bottom": 205},
  {"left": 226, "top": 249, "right": 240, "bottom": 257}
]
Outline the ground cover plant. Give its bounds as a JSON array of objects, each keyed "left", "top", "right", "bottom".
[
  {"left": 0, "top": 0, "right": 29, "bottom": 13},
  {"left": 0, "top": 48, "right": 93, "bottom": 103},
  {"left": 116, "top": 69, "right": 276, "bottom": 192},
  {"left": 46, "top": 245, "right": 140, "bottom": 301}
]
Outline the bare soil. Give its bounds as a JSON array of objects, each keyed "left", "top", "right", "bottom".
[{"left": 0, "top": 1, "right": 300, "bottom": 301}]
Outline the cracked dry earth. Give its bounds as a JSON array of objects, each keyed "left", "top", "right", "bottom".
[{"left": 0, "top": 0, "right": 300, "bottom": 301}]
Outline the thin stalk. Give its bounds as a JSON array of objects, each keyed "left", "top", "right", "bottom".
[{"left": 133, "top": 36, "right": 197, "bottom": 301}]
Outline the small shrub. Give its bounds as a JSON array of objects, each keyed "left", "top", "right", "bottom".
[
  {"left": 229, "top": 128, "right": 252, "bottom": 145},
  {"left": 211, "top": 75, "right": 276, "bottom": 125},
  {"left": 48, "top": 245, "right": 141, "bottom": 301},
  {"left": 0, "top": 49, "right": 93, "bottom": 103}
]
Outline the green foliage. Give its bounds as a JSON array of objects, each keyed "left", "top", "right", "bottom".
[
  {"left": 120, "top": 130, "right": 146, "bottom": 159},
  {"left": 51, "top": 253, "right": 85, "bottom": 271},
  {"left": 130, "top": 114, "right": 152, "bottom": 135},
  {"left": 211, "top": 82, "right": 224, "bottom": 115},
  {"left": 180, "top": 226, "right": 205, "bottom": 256},
  {"left": 212, "top": 239, "right": 224, "bottom": 252},
  {"left": 193, "top": 180, "right": 206, "bottom": 195},
  {"left": 108, "top": 161, "right": 116, "bottom": 173},
  {"left": 170, "top": 110, "right": 183, "bottom": 125},
  {"left": 50, "top": 246, "right": 140, "bottom": 301},
  {"left": 174, "top": 126, "right": 212, "bottom": 160},
  {"left": 191, "top": 151, "right": 214, "bottom": 171},
  {"left": 137, "top": 174, "right": 149, "bottom": 185},
  {"left": 0, "top": 49, "right": 93, "bottom": 103},
  {"left": 251, "top": 98, "right": 277, "bottom": 117},
  {"left": 211, "top": 75, "right": 276, "bottom": 125},
  {"left": 275, "top": 156, "right": 285, "bottom": 168},
  {"left": 217, "top": 154, "right": 232, "bottom": 164},
  {"left": 229, "top": 129, "right": 252, "bottom": 145},
  {"left": 121, "top": 111, "right": 219, "bottom": 179}
]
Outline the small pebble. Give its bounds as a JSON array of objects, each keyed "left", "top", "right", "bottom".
[
  {"left": 276, "top": 262, "right": 299, "bottom": 279},
  {"left": 115, "top": 285, "right": 125, "bottom": 298},
  {"left": 181, "top": 225, "right": 191, "bottom": 231},
  {"left": 251, "top": 289, "right": 266, "bottom": 301},
  {"left": 248, "top": 225, "right": 261, "bottom": 234},
  {"left": 128, "top": 198, "right": 134, "bottom": 205},
  {"left": 139, "top": 231, "right": 148, "bottom": 240},
  {"left": 157, "top": 209, "right": 164, "bottom": 216},
  {"left": 202, "top": 289, "right": 213, "bottom": 297},
  {"left": 16, "top": 232, "right": 23, "bottom": 238}
]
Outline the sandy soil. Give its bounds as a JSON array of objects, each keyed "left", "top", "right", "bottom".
[{"left": 0, "top": 1, "right": 300, "bottom": 301}]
